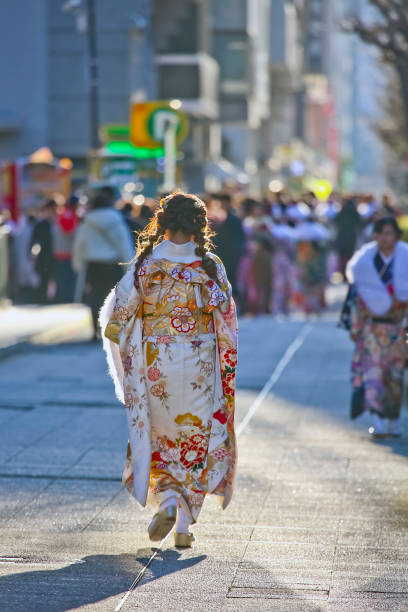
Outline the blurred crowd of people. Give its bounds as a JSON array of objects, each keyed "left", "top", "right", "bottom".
[
  {"left": 206, "top": 189, "right": 403, "bottom": 316},
  {"left": 2, "top": 185, "right": 404, "bottom": 332}
]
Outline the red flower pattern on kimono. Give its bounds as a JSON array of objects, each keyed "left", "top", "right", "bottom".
[
  {"left": 180, "top": 434, "right": 207, "bottom": 469},
  {"left": 213, "top": 408, "right": 228, "bottom": 424},
  {"left": 224, "top": 349, "right": 237, "bottom": 367},
  {"left": 170, "top": 306, "right": 196, "bottom": 333}
]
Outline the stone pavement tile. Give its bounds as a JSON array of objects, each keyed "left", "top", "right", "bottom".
[
  {"left": 327, "top": 596, "right": 408, "bottom": 612},
  {"left": 333, "top": 545, "right": 408, "bottom": 572},
  {"left": 186, "top": 523, "right": 253, "bottom": 542},
  {"left": 275, "top": 447, "right": 350, "bottom": 479},
  {"left": 241, "top": 542, "right": 336, "bottom": 571},
  {"left": 0, "top": 444, "right": 25, "bottom": 463},
  {"left": 330, "top": 575, "right": 408, "bottom": 597},
  {"left": 0, "top": 407, "right": 76, "bottom": 450},
  {"left": 0, "top": 464, "right": 69, "bottom": 478},
  {"left": 64, "top": 447, "right": 125, "bottom": 479},
  {"left": 123, "top": 593, "right": 230, "bottom": 612},
  {"left": 344, "top": 477, "right": 408, "bottom": 498},
  {"left": 81, "top": 487, "right": 148, "bottom": 532},
  {"left": 264, "top": 478, "right": 347, "bottom": 500},
  {"left": 250, "top": 525, "right": 338, "bottom": 545},
  {"left": 237, "top": 441, "right": 285, "bottom": 470},
  {"left": 338, "top": 518, "right": 408, "bottom": 546},
  {"left": 233, "top": 568, "right": 332, "bottom": 590},
  {"left": 38, "top": 407, "right": 126, "bottom": 447},
  {"left": 0, "top": 477, "right": 51, "bottom": 519},
  {"left": 0, "top": 408, "right": 22, "bottom": 427},
  {"left": 11, "top": 445, "right": 92, "bottom": 468},
  {"left": 227, "top": 586, "right": 329, "bottom": 601},
  {"left": 223, "top": 600, "right": 326, "bottom": 611},
  {"left": 254, "top": 517, "right": 339, "bottom": 532},
  {"left": 257, "top": 501, "right": 344, "bottom": 522},
  {"left": 5, "top": 479, "right": 122, "bottom": 532},
  {"left": 348, "top": 458, "right": 408, "bottom": 481}
]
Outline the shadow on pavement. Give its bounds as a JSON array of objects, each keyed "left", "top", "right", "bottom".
[{"left": 0, "top": 549, "right": 206, "bottom": 611}]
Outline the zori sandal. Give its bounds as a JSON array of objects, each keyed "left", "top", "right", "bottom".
[
  {"left": 174, "top": 531, "right": 195, "bottom": 548},
  {"left": 148, "top": 505, "right": 177, "bottom": 542}
]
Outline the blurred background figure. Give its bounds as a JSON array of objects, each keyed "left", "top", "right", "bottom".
[
  {"left": 54, "top": 195, "right": 80, "bottom": 303},
  {"left": 334, "top": 197, "right": 361, "bottom": 277},
  {"left": 378, "top": 192, "right": 402, "bottom": 218},
  {"left": 270, "top": 215, "right": 297, "bottom": 316},
  {"left": 207, "top": 193, "right": 245, "bottom": 310},
  {"left": 6, "top": 212, "right": 39, "bottom": 304},
  {"left": 238, "top": 198, "right": 274, "bottom": 315},
  {"left": 295, "top": 214, "right": 330, "bottom": 314},
  {"left": 72, "top": 189, "right": 134, "bottom": 340},
  {"left": 32, "top": 199, "right": 57, "bottom": 304}
]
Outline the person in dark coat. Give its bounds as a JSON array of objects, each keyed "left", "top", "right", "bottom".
[
  {"left": 335, "top": 197, "right": 361, "bottom": 276},
  {"left": 32, "top": 199, "right": 57, "bottom": 303},
  {"left": 208, "top": 193, "right": 246, "bottom": 306}
]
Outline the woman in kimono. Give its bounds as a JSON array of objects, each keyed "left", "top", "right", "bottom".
[
  {"left": 100, "top": 192, "right": 238, "bottom": 547},
  {"left": 295, "top": 215, "right": 330, "bottom": 314},
  {"left": 271, "top": 219, "right": 297, "bottom": 316},
  {"left": 238, "top": 198, "right": 274, "bottom": 314},
  {"left": 343, "top": 217, "right": 408, "bottom": 437}
]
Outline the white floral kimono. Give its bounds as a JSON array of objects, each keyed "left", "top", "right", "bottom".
[{"left": 100, "top": 240, "right": 238, "bottom": 523}]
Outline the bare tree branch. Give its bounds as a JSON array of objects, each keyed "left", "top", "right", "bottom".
[{"left": 345, "top": 0, "right": 408, "bottom": 145}]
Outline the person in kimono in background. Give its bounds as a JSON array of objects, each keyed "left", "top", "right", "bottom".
[
  {"left": 100, "top": 192, "right": 238, "bottom": 548},
  {"left": 344, "top": 217, "right": 408, "bottom": 438},
  {"left": 271, "top": 217, "right": 297, "bottom": 316},
  {"left": 238, "top": 198, "right": 274, "bottom": 314},
  {"left": 295, "top": 215, "right": 330, "bottom": 314}
]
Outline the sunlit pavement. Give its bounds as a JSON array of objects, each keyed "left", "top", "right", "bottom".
[
  {"left": 1, "top": 309, "right": 408, "bottom": 611},
  {"left": 0, "top": 303, "right": 92, "bottom": 353}
]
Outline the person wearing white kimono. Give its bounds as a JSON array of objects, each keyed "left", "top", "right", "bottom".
[
  {"left": 100, "top": 192, "right": 238, "bottom": 547},
  {"left": 343, "top": 217, "right": 408, "bottom": 437}
]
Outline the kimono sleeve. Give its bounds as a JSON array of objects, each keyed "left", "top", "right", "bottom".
[
  {"left": 104, "top": 265, "right": 141, "bottom": 344},
  {"left": 207, "top": 253, "right": 233, "bottom": 314}
]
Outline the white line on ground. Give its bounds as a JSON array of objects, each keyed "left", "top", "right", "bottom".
[
  {"left": 114, "top": 531, "right": 172, "bottom": 612},
  {"left": 236, "top": 323, "right": 312, "bottom": 438}
]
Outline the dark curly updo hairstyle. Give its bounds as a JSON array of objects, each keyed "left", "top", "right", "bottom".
[{"left": 133, "top": 191, "right": 219, "bottom": 283}]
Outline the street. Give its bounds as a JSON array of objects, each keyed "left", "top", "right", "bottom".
[{"left": 1, "top": 312, "right": 408, "bottom": 611}]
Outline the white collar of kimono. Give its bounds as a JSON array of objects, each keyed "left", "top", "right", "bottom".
[
  {"left": 152, "top": 239, "right": 198, "bottom": 263},
  {"left": 346, "top": 240, "right": 408, "bottom": 315}
]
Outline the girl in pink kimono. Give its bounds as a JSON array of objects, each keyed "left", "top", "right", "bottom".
[{"left": 100, "top": 192, "right": 238, "bottom": 547}]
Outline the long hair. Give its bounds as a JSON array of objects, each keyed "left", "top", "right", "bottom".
[{"left": 133, "top": 191, "right": 219, "bottom": 283}]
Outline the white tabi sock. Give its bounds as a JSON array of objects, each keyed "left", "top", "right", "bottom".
[
  {"left": 176, "top": 505, "right": 192, "bottom": 534},
  {"left": 159, "top": 490, "right": 178, "bottom": 512},
  {"left": 370, "top": 413, "right": 386, "bottom": 435}
]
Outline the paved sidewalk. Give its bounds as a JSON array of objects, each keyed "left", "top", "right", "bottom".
[
  {"left": 0, "top": 315, "right": 408, "bottom": 610},
  {"left": 0, "top": 303, "right": 92, "bottom": 355}
]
